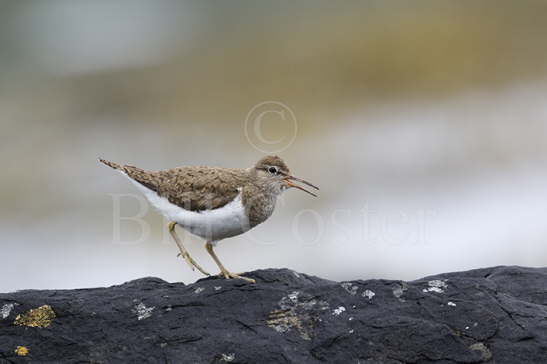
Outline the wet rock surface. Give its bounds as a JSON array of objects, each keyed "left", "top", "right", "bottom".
[{"left": 1, "top": 266, "right": 547, "bottom": 363}]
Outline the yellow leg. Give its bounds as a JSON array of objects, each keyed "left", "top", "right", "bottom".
[
  {"left": 205, "top": 242, "right": 255, "bottom": 283},
  {"left": 168, "top": 222, "right": 210, "bottom": 276}
]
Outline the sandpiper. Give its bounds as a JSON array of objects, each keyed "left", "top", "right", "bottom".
[{"left": 100, "top": 155, "right": 319, "bottom": 283}]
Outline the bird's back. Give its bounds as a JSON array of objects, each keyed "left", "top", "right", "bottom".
[{"left": 125, "top": 164, "right": 249, "bottom": 212}]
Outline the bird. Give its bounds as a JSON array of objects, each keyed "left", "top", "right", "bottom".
[{"left": 99, "top": 155, "right": 319, "bottom": 283}]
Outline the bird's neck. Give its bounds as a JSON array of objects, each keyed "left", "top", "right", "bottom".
[{"left": 241, "top": 181, "right": 279, "bottom": 228}]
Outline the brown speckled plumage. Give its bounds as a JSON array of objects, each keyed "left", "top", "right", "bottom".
[{"left": 99, "top": 156, "right": 290, "bottom": 227}]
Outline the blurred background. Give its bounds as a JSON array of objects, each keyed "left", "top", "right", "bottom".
[{"left": 2, "top": 0, "right": 547, "bottom": 292}]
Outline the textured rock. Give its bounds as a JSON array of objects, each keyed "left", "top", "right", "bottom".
[{"left": 1, "top": 266, "right": 547, "bottom": 363}]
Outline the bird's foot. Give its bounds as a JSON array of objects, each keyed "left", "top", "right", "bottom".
[
  {"left": 219, "top": 270, "right": 256, "bottom": 283},
  {"left": 177, "top": 252, "right": 210, "bottom": 276}
]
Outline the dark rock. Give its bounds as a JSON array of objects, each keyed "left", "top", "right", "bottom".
[{"left": 1, "top": 266, "right": 547, "bottom": 363}]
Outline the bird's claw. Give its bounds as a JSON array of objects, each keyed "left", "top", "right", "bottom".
[{"left": 219, "top": 270, "right": 256, "bottom": 283}]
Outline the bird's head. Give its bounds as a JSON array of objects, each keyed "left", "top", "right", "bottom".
[{"left": 253, "top": 155, "right": 319, "bottom": 197}]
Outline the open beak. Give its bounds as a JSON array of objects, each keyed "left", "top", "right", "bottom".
[{"left": 283, "top": 175, "right": 319, "bottom": 197}]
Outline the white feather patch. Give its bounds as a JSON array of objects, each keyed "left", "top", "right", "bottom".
[{"left": 122, "top": 172, "right": 250, "bottom": 242}]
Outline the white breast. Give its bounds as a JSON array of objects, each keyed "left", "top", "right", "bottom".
[{"left": 125, "top": 174, "right": 250, "bottom": 243}]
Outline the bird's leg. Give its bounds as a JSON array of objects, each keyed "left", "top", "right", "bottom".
[
  {"left": 205, "top": 242, "right": 255, "bottom": 283},
  {"left": 168, "top": 222, "right": 210, "bottom": 276}
]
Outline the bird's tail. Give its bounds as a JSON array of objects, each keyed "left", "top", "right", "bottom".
[{"left": 99, "top": 158, "right": 123, "bottom": 170}]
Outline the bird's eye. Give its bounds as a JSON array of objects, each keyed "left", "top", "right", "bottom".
[{"left": 268, "top": 167, "right": 278, "bottom": 174}]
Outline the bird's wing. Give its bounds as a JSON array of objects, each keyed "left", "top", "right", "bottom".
[{"left": 124, "top": 165, "right": 245, "bottom": 212}]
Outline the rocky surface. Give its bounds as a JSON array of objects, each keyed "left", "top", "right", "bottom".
[{"left": 1, "top": 266, "right": 547, "bottom": 363}]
